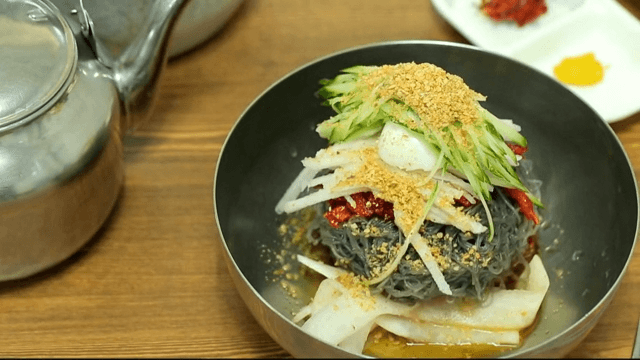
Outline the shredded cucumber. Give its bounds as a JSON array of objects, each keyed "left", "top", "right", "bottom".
[{"left": 316, "top": 64, "right": 543, "bottom": 239}]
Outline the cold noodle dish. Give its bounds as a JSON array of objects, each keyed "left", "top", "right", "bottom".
[{"left": 275, "top": 62, "right": 548, "bottom": 357}]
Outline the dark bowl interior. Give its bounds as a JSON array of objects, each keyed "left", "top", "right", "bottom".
[{"left": 214, "top": 41, "right": 639, "bottom": 357}]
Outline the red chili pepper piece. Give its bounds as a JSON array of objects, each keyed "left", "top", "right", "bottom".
[
  {"left": 506, "top": 143, "right": 528, "bottom": 155},
  {"left": 323, "top": 192, "right": 394, "bottom": 228},
  {"left": 324, "top": 203, "right": 352, "bottom": 228},
  {"left": 503, "top": 187, "right": 539, "bottom": 224},
  {"left": 455, "top": 196, "right": 473, "bottom": 207},
  {"left": 371, "top": 196, "right": 395, "bottom": 221},
  {"left": 481, "top": 0, "right": 547, "bottom": 27},
  {"left": 347, "top": 192, "right": 375, "bottom": 218}
]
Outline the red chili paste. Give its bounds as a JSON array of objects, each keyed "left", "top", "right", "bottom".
[
  {"left": 324, "top": 192, "right": 394, "bottom": 228},
  {"left": 481, "top": 0, "right": 548, "bottom": 27}
]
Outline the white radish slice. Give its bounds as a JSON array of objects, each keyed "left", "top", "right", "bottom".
[
  {"left": 294, "top": 256, "right": 549, "bottom": 355},
  {"left": 301, "top": 296, "right": 378, "bottom": 346},
  {"left": 433, "top": 171, "right": 476, "bottom": 196},
  {"left": 344, "top": 194, "right": 356, "bottom": 208},
  {"left": 448, "top": 167, "right": 495, "bottom": 193},
  {"left": 306, "top": 173, "right": 337, "bottom": 189},
  {"left": 296, "top": 255, "right": 347, "bottom": 280},
  {"left": 433, "top": 182, "right": 465, "bottom": 201},
  {"left": 300, "top": 279, "right": 412, "bottom": 346},
  {"left": 281, "top": 186, "right": 369, "bottom": 213},
  {"left": 411, "top": 255, "right": 549, "bottom": 330},
  {"left": 409, "top": 234, "right": 452, "bottom": 295},
  {"left": 293, "top": 275, "right": 344, "bottom": 323},
  {"left": 375, "top": 314, "right": 520, "bottom": 346},
  {"left": 427, "top": 206, "right": 487, "bottom": 234},
  {"left": 291, "top": 305, "right": 313, "bottom": 325},
  {"left": 337, "top": 321, "right": 376, "bottom": 354},
  {"left": 302, "top": 138, "right": 377, "bottom": 170},
  {"left": 302, "top": 154, "right": 359, "bottom": 170},
  {"left": 369, "top": 193, "right": 452, "bottom": 293},
  {"left": 275, "top": 167, "right": 318, "bottom": 214}
]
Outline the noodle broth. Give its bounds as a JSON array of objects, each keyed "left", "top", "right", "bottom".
[{"left": 362, "top": 308, "right": 542, "bottom": 358}]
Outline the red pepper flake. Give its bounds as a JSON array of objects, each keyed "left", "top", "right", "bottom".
[
  {"left": 481, "top": 0, "right": 548, "bottom": 27},
  {"left": 324, "top": 192, "right": 394, "bottom": 228},
  {"left": 502, "top": 187, "right": 539, "bottom": 224},
  {"left": 506, "top": 143, "right": 528, "bottom": 155}
]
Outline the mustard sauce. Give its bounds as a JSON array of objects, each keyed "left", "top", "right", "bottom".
[{"left": 553, "top": 52, "right": 606, "bottom": 86}]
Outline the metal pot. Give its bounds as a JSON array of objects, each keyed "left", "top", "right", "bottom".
[{"left": 0, "top": 0, "right": 189, "bottom": 280}]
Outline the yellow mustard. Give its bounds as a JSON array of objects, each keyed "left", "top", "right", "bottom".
[{"left": 553, "top": 52, "right": 606, "bottom": 86}]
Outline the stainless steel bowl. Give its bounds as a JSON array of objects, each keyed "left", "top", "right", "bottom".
[
  {"left": 170, "top": 0, "right": 243, "bottom": 57},
  {"left": 213, "top": 40, "right": 639, "bottom": 358}
]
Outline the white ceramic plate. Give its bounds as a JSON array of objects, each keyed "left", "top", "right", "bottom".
[{"left": 431, "top": 0, "right": 640, "bottom": 123}]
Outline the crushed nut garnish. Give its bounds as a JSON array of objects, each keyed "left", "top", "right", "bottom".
[
  {"left": 360, "top": 62, "right": 484, "bottom": 135},
  {"left": 336, "top": 147, "right": 435, "bottom": 235}
]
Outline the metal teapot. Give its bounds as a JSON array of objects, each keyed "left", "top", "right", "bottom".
[{"left": 0, "top": 0, "right": 188, "bottom": 280}]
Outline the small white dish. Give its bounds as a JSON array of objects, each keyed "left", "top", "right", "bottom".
[{"left": 431, "top": 0, "right": 640, "bottom": 123}]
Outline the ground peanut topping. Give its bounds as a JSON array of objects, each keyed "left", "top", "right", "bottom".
[
  {"left": 335, "top": 146, "right": 435, "bottom": 235},
  {"left": 336, "top": 273, "right": 376, "bottom": 310},
  {"left": 361, "top": 62, "right": 485, "bottom": 131}
]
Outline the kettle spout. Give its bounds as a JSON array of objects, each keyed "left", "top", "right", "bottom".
[{"left": 79, "top": 0, "right": 188, "bottom": 134}]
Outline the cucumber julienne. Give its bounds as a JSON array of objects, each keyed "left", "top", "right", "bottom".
[{"left": 315, "top": 63, "right": 543, "bottom": 240}]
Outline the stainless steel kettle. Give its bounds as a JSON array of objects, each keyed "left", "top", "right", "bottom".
[{"left": 0, "top": 0, "right": 189, "bottom": 280}]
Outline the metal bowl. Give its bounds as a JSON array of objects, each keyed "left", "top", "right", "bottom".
[
  {"left": 170, "top": 0, "right": 243, "bottom": 57},
  {"left": 213, "top": 40, "right": 639, "bottom": 358}
]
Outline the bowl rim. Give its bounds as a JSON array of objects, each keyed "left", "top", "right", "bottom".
[{"left": 213, "top": 39, "right": 640, "bottom": 358}]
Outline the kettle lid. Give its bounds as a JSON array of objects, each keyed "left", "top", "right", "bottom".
[{"left": 0, "top": 0, "right": 77, "bottom": 129}]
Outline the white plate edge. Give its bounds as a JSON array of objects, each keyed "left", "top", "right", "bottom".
[{"left": 430, "top": 0, "right": 640, "bottom": 123}]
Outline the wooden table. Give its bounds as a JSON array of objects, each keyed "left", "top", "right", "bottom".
[{"left": 1, "top": 0, "right": 639, "bottom": 358}]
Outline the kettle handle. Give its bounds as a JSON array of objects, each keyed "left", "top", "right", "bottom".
[{"left": 77, "top": 0, "right": 189, "bottom": 135}]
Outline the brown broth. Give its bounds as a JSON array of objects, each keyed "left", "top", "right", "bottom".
[{"left": 362, "top": 327, "right": 514, "bottom": 358}]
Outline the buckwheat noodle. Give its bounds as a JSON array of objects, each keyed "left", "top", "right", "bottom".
[{"left": 304, "top": 160, "right": 541, "bottom": 302}]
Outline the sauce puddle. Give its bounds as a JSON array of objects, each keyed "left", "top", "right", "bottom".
[
  {"left": 362, "top": 311, "right": 542, "bottom": 358},
  {"left": 363, "top": 327, "right": 514, "bottom": 358}
]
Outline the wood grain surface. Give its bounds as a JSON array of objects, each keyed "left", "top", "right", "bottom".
[{"left": 1, "top": 0, "right": 639, "bottom": 358}]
